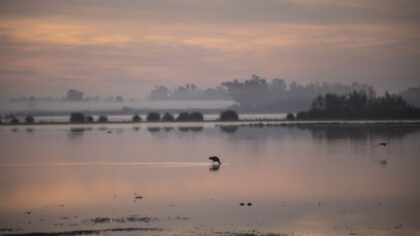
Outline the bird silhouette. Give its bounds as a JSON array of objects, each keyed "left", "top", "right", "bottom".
[
  {"left": 209, "top": 156, "right": 221, "bottom": 165},
  {"left": 377, "top": 142, "right": 387, "bottom": 147},
  {"left": 209, "top": 164, "right": 220, "bottom": 172}
]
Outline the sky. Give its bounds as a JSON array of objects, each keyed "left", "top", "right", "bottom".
[{"left": 0, "top": 0, "right": 420, "bottom": 100}]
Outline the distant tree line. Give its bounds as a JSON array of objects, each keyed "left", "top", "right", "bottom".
[
  {"left": 147, "top": 84, "right": 230, "bottom": 101},
  {"left": 401, "top": 86, "right": 420, "bottom": 108},
  {"left": 294, "top": 90, "right": 420, "bottom": 120},
  {"left": 0, "top": 114, "right": 35, "bottom": 124},
  {"left": 70, "top": 113, "right": 109, "bottom": 123},
  {"left": 147, "top": 75, "right": 382, "bottom": 112},
  {"left": 66, "top": 110, "right": 240, "bottom": 123},
  {"left": 221, "top": 75, "right": 377, "bottom": 112},
  {"left": 10, "top": 89, "right": 126, "bottom": 103}
]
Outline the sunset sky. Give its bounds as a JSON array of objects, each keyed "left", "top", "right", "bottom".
[{"left": 0, "top": 0, "right": 419, "bottom": 99}]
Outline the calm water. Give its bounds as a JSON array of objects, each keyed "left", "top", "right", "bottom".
[{"left": 0, "top": 123, "right": 419, "bottom": 235}]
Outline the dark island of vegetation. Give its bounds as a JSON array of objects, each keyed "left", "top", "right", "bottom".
[{"left": 295, "top": 90, "right": 420, "bottom": 120}]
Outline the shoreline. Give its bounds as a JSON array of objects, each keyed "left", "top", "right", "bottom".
[{"left": 1, "top": 119, "right": 420, "bottom": 126}]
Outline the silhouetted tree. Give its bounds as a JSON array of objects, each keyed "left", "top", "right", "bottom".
[
  {"left": 189, "top": 112, "right": 204, "bottom": 121},
  {"left": 97, "top": 115, "right": 108, "bottom": 123},
  {"left": 219, "top": 110, "right": 239, "bottom": 121},
  {"left": 161, "top": 112, "right": 175, "bottom": 122},
  {"left": 148, "top": 84, "right": 229, "bottom": 101},
  {"left": 25, "top": 115, "right": 35, "bottom": 124},
  {"left": 296, "top": 111, "right": 308, "bottom": 120},
  {"left": 297, "top": 90, "right": 420, "bottom": 120},
  {"left": 147, "top": 112, "right": 160, "bottom": 122},
  {"left": 286, "top": 113, "right": 295, "bottom": 121},
  {"left": 70, "top": 113, "right": 85, "bottom": 123},
  {"left": 176, "top": 112, "right": 190, "bottom": 121},
  {"left": 86, "top": 116, "right": 94, "bottom": 123},
  {"left": 65, "top": 89, "right": 84, "bottom": 101},
  {"left": 115, "top": 96, "right": 124, "bottom": 103},
  {"left": 11, "top": 116, "right": 19, "bottom": 124},
  {"left": 176, "top": 112, "right": 203, "bottom": 121},
  {"left": 132, "top": 114, "right": 142, "bottom": 122},
  {"left": 147, "top": 85, "right": 171, "bottom": 100},
  {"left": 401, "top": 86, "right": 420, "bottom": 108}
]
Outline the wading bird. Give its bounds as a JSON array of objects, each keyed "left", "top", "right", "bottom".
[{"left": 209, "top": 156, "right": 221, "bottom": 165}]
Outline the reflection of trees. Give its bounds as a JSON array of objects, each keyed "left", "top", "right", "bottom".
[
  {"left": 298, "top": 125, "right": 420, "bottom": 140},
  {"left": 219, "top": 126, "right": 238, "bottom": 133},
  {"left": 25, "top": 128, "right": 34, "bottom": 133},
  {"left": 178, "top": 126, "right": 203, "bottom": 132},
  {"left": 215, "top": 124, "right": 420, "bottom": 141},
  {"left": 147, "top": 127, "right": 161, "bottom": 133},
  {"left": 67, "top": 127, "right": 92, "bottom": 140},
  {"left": 70, "top": 128, "right": 90, "bottom": 133},
  {"left": 163, "top": 127, "right": 174, "bottom": 132}
]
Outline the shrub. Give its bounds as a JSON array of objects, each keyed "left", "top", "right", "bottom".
[
  {"left": 161, "top": 112, "right": 174, "bottom": 122},
  {"left": 132, "top": 114, "right": 142, "bottom": 122},
  {"left": 286, "top": 113, "right": 295, "bottom": 121},
  {"left": 86, "top": 116, "right": 94, "bottom": 123},
  {"left": 25, "top": 115, "right": 35, "bottom": 124},
  {"left": 189, "top": 112, "right": 204, "bottom": 121},
  {"left": 219, "top": 110, "right": 239, "bottom": 121},
  {"left": 70, "top": 113, "right": 85, "bottom": 123},
  {"left": 97, "top": 115, "right": 108, "bottom": 123},
  {"left": 296, "top": 111, "right": 307, "bottom": 120},
  {"left": 176, "top": 112, "right": 204, "bottom": 121},
  {"left": 176, "top": 112, "right": 190, "bottom": 121},
  {"left": 11, "top": 117, "right": 19, "bottom": 124},
  {"left": 147, "top": 112, "right": 160, "bottom": 122}
]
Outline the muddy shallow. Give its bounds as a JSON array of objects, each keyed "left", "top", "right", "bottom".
[{"left": 1, "top": 123, "right": 419, "bottom": 235}]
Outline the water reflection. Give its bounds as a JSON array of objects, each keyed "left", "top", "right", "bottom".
[
  {"left": 209, "top": 164, "right": 220, "bottom": 172},
  {"left": 163, "top": 127, "right": 174, "bottom": 132},
  {"left": 299, "top": 125, "right": 420, "bottom": 140},
  {"left": 0, "top": 124, "right": 419, "bottom": 235},
  {"left": 178, "top": 126, "right": 203, "bottom": 132},
  {"left": 147, "top": 127, "right": 161, "bottom": 133},
  {"left": 25, "top": 128, "right": 34, "bottom": 133},
  {"left": 67, "top": 127, "right": 92, "bottom": 140},
  {"left": 219, "top": 126, "right": 238, "bottom": 133}
]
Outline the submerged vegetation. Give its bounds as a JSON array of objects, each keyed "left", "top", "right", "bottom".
[{"left": 296, "top": 90, "right": 420, "bottom": 120}]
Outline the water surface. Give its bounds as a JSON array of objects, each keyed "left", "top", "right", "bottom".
[{"left": 0, "top": 123, "right": 419, "bottom": 235}]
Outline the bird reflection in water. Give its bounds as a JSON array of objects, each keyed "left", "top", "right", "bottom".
[{"left": 209, "top": 164, "right": 220, "bottom": 172}]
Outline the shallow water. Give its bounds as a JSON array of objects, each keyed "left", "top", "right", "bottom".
[{"left": 0, "top": 123, "right": 419, "bottom": 235}]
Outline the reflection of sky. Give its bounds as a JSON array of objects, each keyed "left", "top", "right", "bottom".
[{"left": 0, "top": 124, "right": 419, "bottom": 235}]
